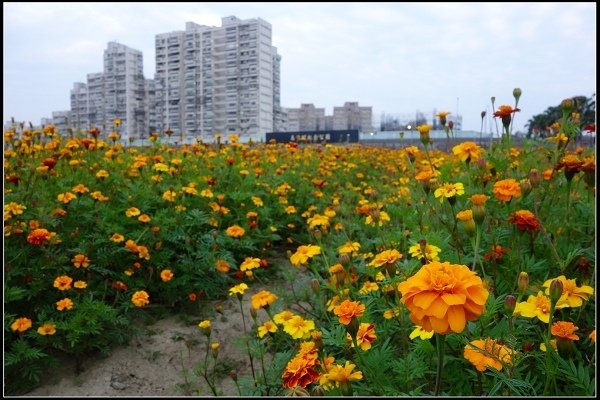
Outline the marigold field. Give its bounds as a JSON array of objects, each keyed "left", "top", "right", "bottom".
[{"left": 3, "top": 102, "right": 596, "bottom": 396}]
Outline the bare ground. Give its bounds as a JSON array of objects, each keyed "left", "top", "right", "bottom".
[{"left": 22, "top": 272, "right": 310, "bottom": 397}]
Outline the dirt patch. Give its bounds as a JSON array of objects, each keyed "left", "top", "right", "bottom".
[{"left": 23, "top": 267, "right": 311, "bottom": 397}]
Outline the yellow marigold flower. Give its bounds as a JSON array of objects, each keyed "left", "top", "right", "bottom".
[
  {"left": 282, "top": 315, "right": 315, "bottom": 339},
  {"left": 452, "top": 141, "right": 483, "bottom": 163},
  {"left": 229, "top": 283, "right": 249, "bottom": 296},
  {"left": 464, "top": 338, "right": 512, "bottom": 372},
  {"left": 53, "top": 275, "right": 73, "bottom": 291},
  {"left": 409, "top": 325, "right": 434, "bottom": 340},
  {"left": 162, "top": 190, "right": 177, "bottom": 202},
  {"left": 153, "top": 162, "right": 169, "bottom": 172},
  {"left": 258, "top": 320, "right": 278, "bottom": 338},
  {"left": 369, "top": 249, "right": 402, "bottom": 267},
  {"left": 540, "top": 339, "right": 558, "bottom": 352},
  {"left": 320, "top": 361, "right": 363, "bottom": 390},
  {"left": 125, "top": 207, "right": 141, "bottom": 217},
  {"left": 434, "top": 182, "right": 465, "bottom": 203},
  {"left": 365, "top": 210, "right": 390, "bottom": 226},
  {"left": 338, "top": 241, "right": 360, "bottom": 255},
  {"left": 131, "top": 290, "right": 150, "bottom": 307},
  {"left": 398, "top": 261, "right": 489, "bottom": 334},
  {"left": 138, "top": 214, "right": 151, "bottom": 223},
  {"left": 11, "top": 317, "right": 32, "bottom": 332},
  {"left": 37, "top": 323, "right": 57, "bottom": 336},
  {"left": 408, "top": 242, "right": 441, "bottom": 262},
  {"left": 416, "top": 124, "right": 432, "bottom": 136},
  {"left": 251, "top": 290, "right": 278, "bottom": 310},
  {"left": 4, "top": 202, "right": 26, "bottom": 216},
  {"left": 198, "top": 320, "right": 211, "bottom": 330},
  {"left": 359, "top": 281, "right": 379, "bottom": 294},
  {"left": 252, "top": 196, "right": 264, "bottom": 207},
  {"left": 333, "top": 299, "right": 365, "bottom": 325},
  {"left": 542, "top": 275, "right": 594, "bottom": 308},
  {"left": 290, "top": 245, "right": 321, "bottom": 267},
  {"left": 307, "top": 214, "right": 329, "bottom": 229},
  {"left": 551, "top": 321, "right": 579, "bottom": 340},
  {"left": 226, "top": 225, "right": 245, "bottom": 238},
  {"left": 346, "top": 322, "right": 377, "bottom": 351},
  {"left": 72, "top": 184, "right": 89, "bottom": 194},
  {"left": 57, "top": 192, "right": 77, "bottom": 204},
  {"left": 285, "top": 205, "right": 297, "bottom": 214},
  {"left": 513, "top": 291, "right": 569, "bottom": 323},
  {"left": 56, "top": 298, "right": 74, "bottom": 311},
  {"left": 383, "top": 308, "right": 400, "bottom": 319},
  {"left": 240, "top": 257, "right": 261, "bottom": 272},
  {"left": 492, "top": 179, "right": 521, "bottom": 202},
  {"left": 96, "top": 170, "right": 109, "bottom": 179},
  {"left": 160, "top": 269, "right": 174, "bottom": 282},
  {"left": 273, "top": 310, "right": 296, "bottom": 325},
  {"left": 200, "top": 188, "right": 214, "bottom": 198},
  {"left": 74, "top": 280, "right": 87, "bottom": 289},
  {"left": 71, "top": 254, "right": 90, "bottom": 268},
  {"left": 137, "top": 245, "right": 150, "bottom": 260},
  {"left": 470, "top": 194, "right": 489, "bottom": 206}
]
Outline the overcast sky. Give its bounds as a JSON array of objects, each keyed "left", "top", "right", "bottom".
[{"left": 3, "top": 2, "right": 596, "bottom": 133}]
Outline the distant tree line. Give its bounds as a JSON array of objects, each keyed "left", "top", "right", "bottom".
[{"left": 525, "top": 93, "right": 595, "bottom": 138}]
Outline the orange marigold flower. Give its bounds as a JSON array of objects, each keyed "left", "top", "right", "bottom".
[
  {"left": 131, "top": 290, "right": 150, "bottom": 307},
  {"left": 493, "top": 105, "right": 520, "bottom": 119},
  {"left": 240, "top": 257, "right": 261, "bottom": 272},
  {"left": 226, "top": 225, "right": 245, "bottom": 238},
  {"left": 346, "top": 322, "right": 377, "bottom": 351},
  {"left": 542, "top": 275, "right": 594, "bottom": 308},
  {"left": 160, "top": 269, "right": 174, "bottom": 282},
  {"left": 57, "top": 192, "right": 77, "bottom": 204},
  {"left": 589, "top": 330, "right": 596, "bottom": 343},
  {"left": 53, "top": 275, "right": 73, "bottom": 291},
  {"left": 251, "top": 290, "right": 278, "bottom": 310},
  {"left": 11, "top": 317, "right": 32, "bottom": 332},
  {"left": 111, "top": 233, "right": 125, "bottom": 243},
  {"left": 138, "top": 214, "right": 151, "bottom": 223},
  {"left": 282, "top": 347, "right": 320, "bottom": 388},
  {"left": 469, "top": 194, "right": 489, "bottom": 207},
  {"left": 551, "top": 321, "right": 579, "bottom": 341},
  {"left": 398, "top": 261, "right": 489, "bottom": 334},
  {"left": 556, "top": 154, "right": 584, "bottom": 177},
  {"left": 508, "top": 210, "right": 540, "bottom": 232},
  {"left": 56, "top": 298, "right": 74, "bottom": 311},
  {"left": 71, "top": 254, "right": 90, "bottom": 268},
  {"left": 492, "top": 178, "right": 521, "bottom": 202},
  {"left": 37, "top": 323, "right": 57, "bottom": 336},
  {"left": 464, "top": 338, "right": 512, "bottom": 372},
  {"left": 333, "top": 299, "right": 365, "bottom": 325},
  {"left": 27, "top": 228, "right": 54, "bottom": 245},
  {"left": 162, "top": 190, "right": 177, "bottom": 202},
  {"left": 215, "top": 259, "right": 230, "bottom": 273}
]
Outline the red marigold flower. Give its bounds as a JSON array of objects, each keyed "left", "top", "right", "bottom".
[
  {"left": 27, "top": 228, "right": 53, "bottom": 245},
  {"left": 282, "top": 347, "right": 320, "bottom": 388},
  {"left": 493, "top": 105, "right": 520, "bottom": 119},
  {"left": 508, "top": 210, "right": 540, "bottom": 232}
]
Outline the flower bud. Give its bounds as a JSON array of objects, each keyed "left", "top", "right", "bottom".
[
  {"left": 229, "top": 370, "right": 238, "bottom": 382},
  {"left": 517, "top": 272, "right": 529, "bottom": 294},
  {"left": 211, "top": 342, "right": 220, "bottom": 358},
  {"left": 448, "top": 120, "right": 454, "bottom": 130},
  {"left": 481, "top": 111, "right": 487, "bottom": 119},
  {"left": 520, "top": 180, "right": 532, "bottom": 197},
  {"left": 513, "top": 87, "right": 522, "bottom": 102},
  {"left": 504, "top": 294, "right": 517, "bottom": 314},
  {"left": 310, "top": 278, "right": 320, "bottom": 294},
  {"left": 560, "top": 98, "right": 575, "bottom": 114},
  {"left": 311, "top": 385, "right": 326, "bottom": 396},
  {"left": 312, "top": 229, "right": 322, "bottom": 240},
  {"left": 549, "top": 279, "right": 564, "bottom": 306},
  {"left": 345, "top": 316, "right": 360, "bottom": 340},
  {"left": 339, "top": 252, "right": 351, "bottom": 266},
  {"left": 529, "top": 169, "right": 541, "bottom": 188}
]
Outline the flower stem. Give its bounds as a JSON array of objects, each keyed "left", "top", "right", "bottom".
[
  {"left": 434, "top": 333, "right": 446, "bottom": 396},
  {"left": 239, "top": 298, "right": 257, "bottom": 385}
]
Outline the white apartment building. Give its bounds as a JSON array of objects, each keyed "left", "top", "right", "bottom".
[
  {"left": 155, "top": 16, "right": 277, "bottom": 141},
  {"left": 66, "top": 42, "right": 149, "bottom": 141},
  {"left": 333, "top": 102, "right": 372, "bottom": 132},
  {"left": 285, "top": 103, "right": 327, "bottom": 131}
]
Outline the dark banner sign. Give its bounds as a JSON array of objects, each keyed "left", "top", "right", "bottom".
[{"left": 266, "top": 129, "right": 359, "bottom": 143}]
